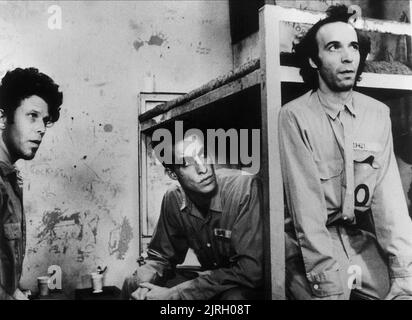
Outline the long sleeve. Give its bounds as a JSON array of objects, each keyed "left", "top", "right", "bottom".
[
  {"left": 0, "top": 190, "right": 14, "bottom": 300},
  {"left": 0, "top": 243, "right": 14, "bottom": 299},
  {"left": 136, "top": 190, "right": 190, "bottom": 285},
  {"left": 279, "top": 107, "right": 343, "bottom": 297},
  {"left": 371, "top": 112, "right": 412, "bottom": 279},
  {"left": 174, "top": 177, "right": 263, "bottom": 300}
]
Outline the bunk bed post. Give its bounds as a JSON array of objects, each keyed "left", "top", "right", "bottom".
[
  {"left": 259, "top": 4, "right": 285, "bottom": 300},
  {"left": 137, "top": 95, "right": 147, "bottom": 255}
]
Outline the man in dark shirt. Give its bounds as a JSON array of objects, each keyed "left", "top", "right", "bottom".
[
  {"left": 122, "top": 133, "right": 263, "bottom": 300},
  {"left": 0, "top": 68, "right": 63, "bottom": 300}
]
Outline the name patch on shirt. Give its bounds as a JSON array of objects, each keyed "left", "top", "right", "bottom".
[
  {"left": 214, "top": 228, "right": 232, "bottom": 239},
  {"left": 353, "top": 142, "right": 380, "bottom": 152}
]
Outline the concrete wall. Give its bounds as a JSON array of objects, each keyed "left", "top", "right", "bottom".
[{"left": 0, "top": 0, "right": 232, "bottom": 296}]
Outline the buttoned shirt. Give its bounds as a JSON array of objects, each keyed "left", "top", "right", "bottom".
[
  {"left": 136, "top": 168, "right": 263, "bottom": 300},
  {"left": 0, "top": 143, "right": 25, "bottom": 300},
  {"left": 280, "top": 89, "right": 412, "bottom": 296}
]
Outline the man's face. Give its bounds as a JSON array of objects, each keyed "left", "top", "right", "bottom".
[
  {"left": 314, "top": 21, "right": 360, "bottom": 92},
  {"left": 2, "top": 95, "right": 50, "bottom": 162},
  {"left": 172, "top": 135, "right": 217, "bottom": 195}
]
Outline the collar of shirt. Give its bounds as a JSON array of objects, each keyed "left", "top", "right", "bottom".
[
  {"left": 0, "top": 138, "right": 21, "bottom": 182},
  {"left": 316, "top": 89, "right": 356, "bottom": 120},
  {"left": 179, "top": 184, "right": 223, "bottom": 220}
]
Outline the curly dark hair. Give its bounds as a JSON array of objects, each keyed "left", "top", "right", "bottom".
[
  {"left": 294, "top": 4, "right": 371, "bottom": 90},
  {"left": 0, "top": 67, "right": 63, "bottom": 124}
]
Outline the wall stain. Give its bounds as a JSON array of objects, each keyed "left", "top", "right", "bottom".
[
  {"left": 133, "top": 33, "right": 167, "bottom": 52},
  {"left": 133, "top": 40, "right": 144, "bottom": 51},
  {"left": 108, "top": 217, "right": 133, "bottom": 260},
  {"left": 129, "top": 20, "right": 140, "bottom": 31},
  {"left": 103, "top": 124, "right": 113, "bottom": 132},
  {"left": 148, "top": 34, "right": 165, "bottom": 46}
]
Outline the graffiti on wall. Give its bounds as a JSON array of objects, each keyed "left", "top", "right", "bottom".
[{"left": 34, "top": 208, "right": 100, "bottom": 262}]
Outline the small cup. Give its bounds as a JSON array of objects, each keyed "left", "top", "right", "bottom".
[
  {"left": 37, "top": 276, "right": 50, "bottom": 296},
  {"left": 91, "top": 272, "right": 103, "bottom": 293}
]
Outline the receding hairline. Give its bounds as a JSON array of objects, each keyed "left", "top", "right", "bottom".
[{"left": 315, "top": 21, "right": 358, "bottom": 48}]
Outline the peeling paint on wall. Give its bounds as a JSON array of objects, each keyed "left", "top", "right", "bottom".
[{"left": 35, "top": 209, "right": 100, "bottom": 262}]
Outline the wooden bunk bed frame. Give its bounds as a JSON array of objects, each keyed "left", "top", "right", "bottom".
[{"left": 138, "top": 4, "right": 412, "bottom": 299}]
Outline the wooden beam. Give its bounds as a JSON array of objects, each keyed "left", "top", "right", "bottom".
[
  {"left": 139, "top": 59, "right": 260, "bottom": 123},
  {"left": 140, "top": 69, "right": 261, "bottom": 132},
  {"left": 259, "top": 4, "right": 285, "bottom": 300}
]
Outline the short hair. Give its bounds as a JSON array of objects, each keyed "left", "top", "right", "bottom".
[
  {"left": 0, "top": 67, "right": 63, "bottom": 124},
  {"left": 294, "top": 4, "right": 371, "bottom": 89}
]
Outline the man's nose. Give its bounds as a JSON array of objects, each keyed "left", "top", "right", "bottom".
[
  {"left": 36, "top": 121, "right": 46, "bottom": 136},
  {"left": 195, "top": 157, "right": 208, "bottom": 174},
  {"left": 341, "top": 47, "right": 354, "bottom": 63}
]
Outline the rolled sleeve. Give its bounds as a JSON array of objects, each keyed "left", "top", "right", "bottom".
[{"left": 388, "top": 256, "right": 412, "bottom": 278}]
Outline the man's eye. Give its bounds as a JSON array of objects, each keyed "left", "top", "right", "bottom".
[
  {"left": 184, "top": 158, "right": 195, "bottom": 166},
  {"left": 28, "top": 113, "right": 38, "bottom": 119},
  {"left": 328, "top": 44, "right": 339, "bottom": 51},
  {"left": 351, "top": 43, "right": 360, "bottom": 51}
]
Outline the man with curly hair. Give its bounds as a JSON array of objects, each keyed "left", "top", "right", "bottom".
[
  {"left": 0, "top": 68, "right": 63, "bottom": 300},
  {"left": 280, "top": 4, "right": 412, "bottom": 299}
]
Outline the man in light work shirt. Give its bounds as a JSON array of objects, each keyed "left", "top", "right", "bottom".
[
  {"left": 0, "top": 68, "right": 63, "bottom": 299},
  {"left": 122, "top": 133, "right": 263, "bottom": 300},
  {"left": 280, "top": 4, "right": 412, "bottom": 300}
]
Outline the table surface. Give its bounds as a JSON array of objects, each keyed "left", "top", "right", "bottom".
[
  {"left": 31, "top": 290, "right": 69, "bottom": 300},
  {"left": 75, "top": 286, "right": 122, "bottom": 300}
]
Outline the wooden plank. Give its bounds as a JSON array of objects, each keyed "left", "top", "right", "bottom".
[
  {"left": 259, "top": 4, "right": 285, "bottom": 300},
  {"left": 280, "top": 65, "right": 412, "bottom": 90},
  {"left": 138, "top": 129, "right": 149, "bottom": 254},
  {"left": 140, "top": 69, "right": 261, "bottom": 132},
  {"left": 139, "top": 59, "right": 260, "bottom": 123},
  {"left": 272, "top": 5, "right": 412, "bottom": 35}
]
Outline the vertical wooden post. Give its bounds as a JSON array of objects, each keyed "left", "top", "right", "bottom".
[{"left": 259, "top": 4, "right": 285, "bottom": 300}]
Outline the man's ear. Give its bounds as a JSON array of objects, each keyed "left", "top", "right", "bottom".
[
  {"left": 309, "top": 57, "right": 318, "bottom": 69},
  {"left": 166, "top": 168, "right": 178, "bottom": 181},
  {"left": 0, "top": 109, "right": 6, "bottom": 130}
]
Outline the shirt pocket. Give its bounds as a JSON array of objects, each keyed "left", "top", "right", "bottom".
[
  {"left": 353, "top": 151, "right": 380, "bottom": 210},
  {"left": 315, "top": 159, "right": 343, "bottom": 209},
  {"left": 3, "top": 222, "right": 22, "bottom": 240},
  {"left": 214, "top": 234, "right": 233, "bottom": 260}
]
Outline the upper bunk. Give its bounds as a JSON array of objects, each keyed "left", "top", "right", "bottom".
[{"left": 138, "top": 4, "right": 412, "bottom": 130}]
